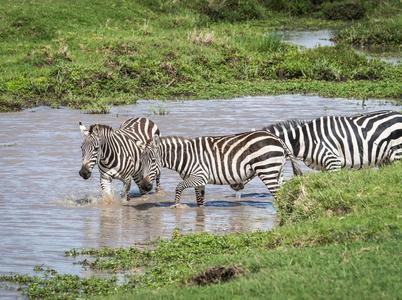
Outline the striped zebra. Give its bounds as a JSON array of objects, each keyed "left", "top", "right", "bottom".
[
  {"left": 137, "top": 130, "right": 301, "bottom": 207},
  {"left": 264, "top": 110, "right": 402, "bottom": 171},
  {"left": 79, "top": 117, "right": 160, "bottom": 200}
]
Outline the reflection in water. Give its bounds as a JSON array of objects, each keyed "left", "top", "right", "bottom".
[
  {"left": 0, "top": 95, "right": 400, "bottom": 285},
  {"left": 277, "top": 30, "right": 335, "bottom": 48}
]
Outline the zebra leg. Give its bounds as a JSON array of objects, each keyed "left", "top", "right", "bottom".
[
  {"left": 155, "top": 173, "right": 161, "bottom": 192},
  {"left": 132, "top": 173, "right": 147, "bottom": 195},
  {"left": 120, "top": 179, "right": 131, "bottom": 201},
  {"left": 195, "top": 186, "right": 206, "bottom": 207},
  {"left": 255, "top": 166, "right": 283, "bottom": 199},
  {"left": 385, "top": 146, "right": 402, "bottom": 165},
  {"left": 100, "top": 174, "right": 113, "bottom": 201},
  {"left": 172, "top": 175, "right": 208, "bottom": 208}
]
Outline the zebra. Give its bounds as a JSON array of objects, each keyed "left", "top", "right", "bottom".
[
  {"left": 264, "top": 110, "right": 402, "bottom": 171},
  {"left": 79, "top": 117, "right": 161, "bottom": 201},
  {"left": 136, "top": 130, "right": 302, "bottom": 207}
]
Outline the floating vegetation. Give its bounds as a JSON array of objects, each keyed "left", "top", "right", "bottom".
[
  {"left": 150, "top": 105, "right": 170, "bottom": 116},
  {"left": 0, "top": 142, "right": 17, "bottom": 147}
]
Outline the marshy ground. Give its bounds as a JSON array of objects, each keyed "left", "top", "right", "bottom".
[{"left": 0, "top": 0, "right": 401, "bottom": 112}]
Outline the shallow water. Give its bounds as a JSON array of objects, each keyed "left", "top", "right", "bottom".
[
  {"left": 278, "top": 30, "right": 401, "bottom": 65},
  {"left": 277, "top": 30, "right": 335, "bottom": 48},
  {"left": 357, "top": 51, "right": 402, "bottom": 66},
  {"left": 0, "top": 95, "right": 400, "bottom": 297}
]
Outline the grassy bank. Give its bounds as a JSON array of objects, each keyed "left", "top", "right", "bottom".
[
  {"left": 335, "top": 14, "right": 402, "bottom": 50},
  {"left": 1, "top": 162, "right": 401, "bottom": 299},
  {"left": 0, "top": 0, "right": 401, "bottom": 112}
]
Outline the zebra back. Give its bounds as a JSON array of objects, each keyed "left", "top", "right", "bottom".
[
  {"left": 119, "top": 117, "right": 160, "bottom": 142},
  {"left": 263, "top": 110, "right": 402, "bottom": 170},
  {"left": 264, "top": 119, "right": 308, "bottom": 137}
]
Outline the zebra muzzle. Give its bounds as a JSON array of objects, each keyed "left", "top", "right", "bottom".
[
  {"left": 140, "top": 177, "right": 153, "bottom": 192},
  {"left": 79, "top": 166, "right": 91, "bottom": 180}
]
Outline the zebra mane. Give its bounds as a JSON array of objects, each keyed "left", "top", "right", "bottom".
[
  {"left": 263, "top": 119, "right": 307, "bottom": 135},
  {"left": 88, "top": 124, "right": 113, "bottom": 135}
]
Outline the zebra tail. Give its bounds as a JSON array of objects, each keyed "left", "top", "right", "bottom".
[
  {"left": 277, "top": 137, "right": 303, "bottom": 177},
  {"left": 290, "top": 156, "right": 303, "bottom": 177}
]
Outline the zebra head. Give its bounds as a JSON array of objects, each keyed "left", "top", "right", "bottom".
[
  {"left": 78, "top": 122, "right": 100, "bottom": 180},
  {"left": 139, "top": 135, "right": 162, "bottom": 192}
]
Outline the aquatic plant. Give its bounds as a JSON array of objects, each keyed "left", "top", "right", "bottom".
[{"left": 149, "top": 105, "right": 170, "bottom": 116}]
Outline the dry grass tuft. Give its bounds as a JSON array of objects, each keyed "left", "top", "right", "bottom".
[{"left": 189, "top": 30, "right": 215, "bottom": 45}]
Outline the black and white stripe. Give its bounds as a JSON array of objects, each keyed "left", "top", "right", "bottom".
[
  {"left": 138, "top": 130, "right": 301, "bottom": 207},
  {"left": 264, "top": 110, "right": 402, "bottom": 171},
  {"left": 79, "top": 117, "right": 160, "bottom": 200}
]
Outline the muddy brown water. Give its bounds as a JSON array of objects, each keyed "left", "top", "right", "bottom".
[{"left": 0, "top": 95, "right": 401, "bottom": 298}]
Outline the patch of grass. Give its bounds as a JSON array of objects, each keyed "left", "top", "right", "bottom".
[
  {"left": 110, "top": 238, "right": 402, "bottom": 300},
  {"left": 25, "top": 44, "right": 72, "bottom": 67},
  {"left": 335, "top": 14, "right": 402, "bottom": 50},
  {"left": 0, "top": 95, "right": 24, "bottom": 112},
  {"left": 0, "top": 272, "right": 122, "bottom": 300},
  {"left": 236, "top": 33, "right": 286, "bottom": 53},
  {"left": 1, "top": 162, "right": 401, "bottom": 299},
  {"left": 190, "top": 265, "right": 244, "bottom": 286},
  {"left": 276, "top": 164, "right": 402, "bottom": 225},
  {"left": 83, "top": 102, "right": 111, "bottom": 114},
  {"left": 0, "top": 0, "right": 401, "bottom": 112}
]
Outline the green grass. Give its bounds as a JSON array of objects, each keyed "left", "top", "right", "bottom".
[
  {"left": 335, "top": 14, "right": 402, "bottom": 50},
  {"left": 1, "top": 162, "right": 401, "bottom": 299},
  {"left": 0, "top": 0, "right": 401, "bottom": 112}
]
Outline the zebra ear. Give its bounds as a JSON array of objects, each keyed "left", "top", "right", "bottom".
[
  {"left": 79, "top": 122, "right": 89, "bottom": 136},
  {"left": 152, "top": 135, "right": 160, "bottom": 147}
]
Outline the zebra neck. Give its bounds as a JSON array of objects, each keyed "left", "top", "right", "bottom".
[{"left": 98, "top": 131, "right": 116, "bottom": 161}]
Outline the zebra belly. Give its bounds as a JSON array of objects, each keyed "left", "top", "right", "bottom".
[{"left": 206, "top": 165, "right": 254, "bottom": 185}]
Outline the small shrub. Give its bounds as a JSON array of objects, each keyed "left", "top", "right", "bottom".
[
  {"left": 321, "top": 1, "right": 366, "bottom": 20},
  {"left": 263, "top": 0, "right": 313, "bottom": 16},
  {"left": 197, "top": 0, "right": 266, "bottom": 21},
  {"left": 254, "top": 33, "right": 284, "bottom": 52},
  {"left": 237, "top": 33, "right": 286, "bottom": 53}
]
